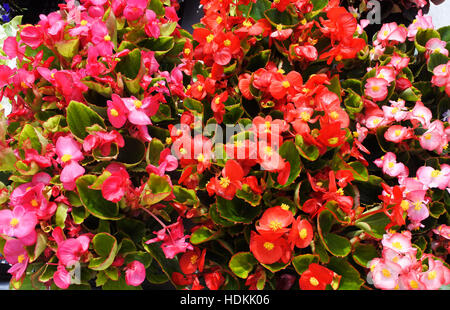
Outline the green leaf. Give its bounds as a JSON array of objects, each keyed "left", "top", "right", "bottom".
[
  {"left": 292, "top": 254, "right": 320, "bottom": 275},
  {"left": 116, "top": 48, "right": 141, "bottom": 79},
  {"left": 76, "top": 175, "right": 122, "bottom": 220},
  {"left": 264, "top": 8, "right": 299, "bottom": 27},
  {"left": 216, "top": 196, "right": 262, "bottom": 224},
  {"left": 89, "top": 233, "right": 118, "bottom": 271},
  {"left": 172, "top": 185, "right": 199, "bottom": 207},
  {"left": 102, "top": 274, "right": 142, "bottom": 290},
  {"left": 355, "top": 209, "right": 390, "bottom": 239},
  {"left": 238, "top": 0, "right": 271, "bottom": 21},
  {"left": 116, "top": 136, "right": 146, "bottom": 167},
  {"left": 19, "top": 124, "right": 46, "bottom": 154},
  {"left": 344, "top": 90, "right": 363, "bottom": 116},
  {"left": 272, "top": 140, "right": 302, "bottom": 187},
  {"left": 139, "top": 37, "right": 175, "bottom": 56},
  {"left": 55, "top": 38, "right": 80, "bottom": 58},
  {"left": 28, "top": 231, "right": 47, "bottom": 263},
  {"left": 159, "top": 22, "right": 177, "bottom": 36},
  {"left": 229, "top": 252, "right": 258, "bottom": 279},
  {"left": 55, "top": 203, "right": 69, "bottom": 228},
  {"left": 295, "top": 135, "right": 319, "bottom": 162},
  {"left": 429, "top": 201, "right": 446, "bottom": 218},
  {"left": 317, "top": 209, "right": 351, "bottom": 257},
  {"left": 124, "top": 251, "right": 153, "bottom": 268},
  {"left": 352, "top": 242, "right": 379, "bottom": 268},
  {"left": 326, "top": 256, "right": 364, "bottom": 290},
  {"left": 399, "top": 87, "right": 421, "bottom": 102},
  {"left": 66, "top": 101, "right": 105, "bottom": 140},
  {"left": 261, "top": 262, "right": 289, "bottom": 273},
  {"left": 236, "top": 184, "right": 262, "bottom": 207},
  {"left": 143, "top": 241, "right": 183, "bottom": 289},
  {"left": 190, "top": 226, "right": 222, "bottom": 245},
  {"left": 415, "top": 28, "right": 441, "bottom": 53},
  {"left": 427, "top": 52, "right": 449, "bottom": 73},
  {"left": 183, "top": 97, "right": 203, "bottom": 115},
  {"left": 311, "top": 0, "right": 328, "bottom": 11},
  {"left": 149, "top": 0, "right": 165, "bottom": 16},
  {"left": 141, "top": 173, "right": 172, "bottom": 206}
]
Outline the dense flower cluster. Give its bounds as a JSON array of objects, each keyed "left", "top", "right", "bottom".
[{"left": 0, "top": 0, "right": 449, "bottom": 290}]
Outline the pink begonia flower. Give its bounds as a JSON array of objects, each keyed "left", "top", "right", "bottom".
[
  {"left": 0, "top": 206, "right": 37, "bottom": 239},
  {"left": 125, "top": 260, "right": 146, "bottom": 286},
  {"left": 384, "top": 125, "right": 413, "bottom": 143},
  {"left": 398, "top": 271, "right": 426, "bottom": 290},
  {"left": 107, "top": 94, "right": 128, "bottom": 128},
  {"left": 90, "top": 20, "right": 114, "bottom": 56},
  {"left": 365, "top": 77, "right": 389, "bottom": 102},
  {"left": 20, "top": 25, "right": 43, "bottom": 49},
  {"left": 141, "top": 50, "right": 160, "bottom": 75},
  {"left": 420, "top": 120, "right": 448, "bottom": 154},
  {"left": 405, "top": 190, "right": 430, "bottom": 224},
  {"left": 416, "top": 165, "right": 450, "bottom": 190},
  {"left": 382, "top": 248, "right": 417, "bottom": 272},
  {"left": 382, "top": 231, "right": 416, "bottom": 255},
  {"left": 382, "top": 99, "right": 408, "bottom": 122},
  {"left": 3, "top": 36, "right": 26, "bottom": 61},
  {"left": 3, "top": 238, "right": 29, "bottom": 281},
  {"left": 407, "top": 10, "right": 434, "bottom": 40},
  {"left": 0, "top": 65, "right": 13, "bottom": 88},
  {"left": 368, "top": 258, "right": 402, "bottom": 290},
  {"left": 145, "top": 217, "right": 193, "bottom": 259},
  {"left": 433, "top": 224, "right": 450, "bottom": 240},
  {"left": 56, "top": 136, "right": 85, "bottom": 191},
  {"left": 375, "top": 66, "right": 396, "bottom": 84},
  {"left": 122, "top": 96, "right": 158, "bottom": 126},
  {"left": 101, "top": 163, "right": 130, "bottom": 203},
  {"left": 375, "top": 22, "right": 407, "bottom": 46},
  {"left": 165, "top": 7, "right": 180, "bottom": 22},
  {"left": 431, "top": 61, "right": 450, "bottom": 96},
  {"left": 53, "top": 264, "right": 72, "bottom": 289},
  {"left": 123, "top": 0, "right": 148, "bottom": 21},
  {"left": 9, "top": 172, "right": 56, "bottom": 221},
  {"left": 144, "top": 10, "right": 160, "bottom": 39},
  {"left": 145, "top": 148, "right": 178, "bottom": 177},
  {"left": 409, "top": 101, "right": 432, "bottom": 128},
  {"left": 83, "top": 130, "right": 125, "bottom": 157},
  {"left": 374, "top": 152, "right": 408, "bottom": 178},
  {"left": 425, "top": 38, "right": 449, "bottom": 59},
  {"left": 419, "top": 257, "right": 450, "bottom": 290},
  {"left": 56, "top": 235, "right": 91, "bottom": 267},
  {"left": 388, "top": 53, "right": 409, "bottom": 71}
]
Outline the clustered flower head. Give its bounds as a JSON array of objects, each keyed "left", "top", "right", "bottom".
[{"left": 0, "top": 0, "right": 448, "bottom": 291}]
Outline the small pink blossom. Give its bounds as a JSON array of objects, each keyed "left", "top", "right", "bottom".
[
  {"left": 433, "top": 224, "right": 450, "bottom": 240},
  {"left": 374, "top": 152, "right": 408, "bottom": 178},
  {"left": 388, "top": 53, "right": 409, "bottom": 71},
  {"left": 409, "top": 101, "right": 432, "bottom": 128},
  {"left": 144, "top": 10, "right": 160, "bottom": 38},
  {"left": 125, "top": 260, "right": 146, "bottom": 286},
  {"left": 418, "top": 258, "right": 450, "bottom": 290},
  {"left": 381, "top": 231, "right": 415, "bottom": 255},
  {"left": 145, "top": 216, "right": 193, "bottom": 259},
  {"left": 425, "top": 38, "right": 449, "bottom": 59},
  {"left": 101, "top": 163, "right": 130, "bottom": 203},
  {"left": 384, "top": 125, "right": 413, "bottom": 143},
  {"left": 123, "top": 0, "right": 148, "bottom": 21},
  {"left": 408, "top": 10, "right": 434, "bottom": 40},
  {"left": 376, "top": 22, "right": 407, "bottom": 46},
  {"left": 83, "top": 130, "right": 125, "bottom": 157},
  {"left": 0, "top": 206, "right": 37, "bottom": 239},
  {"left": 416, "top": 165, "right": 450, "bottom": 190},
  {"left": 368, "top": 258, "right": 402, "bottom": 290},
  {"left": 382, "top": 100, "right": 408, "bottom": 122},
  {"left": 365, "top": 77, "right": 389, "bottom": 102},
  {"left": 56, "top": 235, "right": 91, "bottom": 267},
  {"left": 145, "top": 148, "right": 178, "bottom": 177},
  {"left": 3, "top": 238, "right": 29, "bottom": 281},
  {"left": 56, "top": 136, "right": 85, "bottom": 191},
  {"left": 53, "top": 264, "right": 72, "bottom": 289}
]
